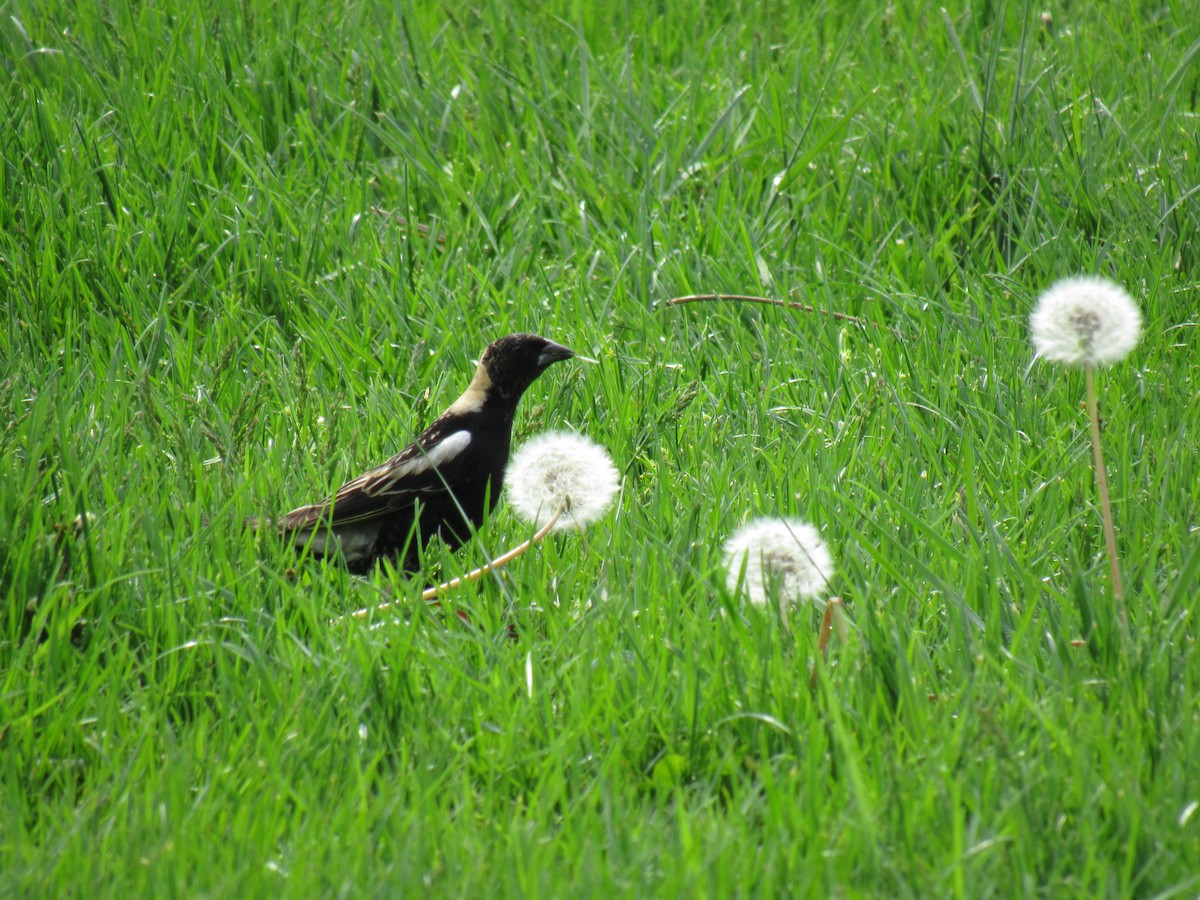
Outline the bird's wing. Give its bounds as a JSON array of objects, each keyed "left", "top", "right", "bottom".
[{"left": 279, "top": 427, "right": 473, "bottom": 531}]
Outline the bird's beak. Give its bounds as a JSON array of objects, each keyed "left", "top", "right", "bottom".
[{"left": 537, "top": 341, "right": 577, "bottom": 367}]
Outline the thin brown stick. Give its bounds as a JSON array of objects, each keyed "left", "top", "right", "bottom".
[
  {"left": 339, "top": 507, "right": 566, "bottom": 622},
  {"left": 662, "top": 293, "right": 909, "bottom": 338},
  {"left": 1085, "top": 366, "right": 1128, "bottom": 636},
  {"left": 419, "top": 509, "right": 565, "bottom": 602},
  {"left": 661, "top": 293, "right": 868, "bottom": 326}
]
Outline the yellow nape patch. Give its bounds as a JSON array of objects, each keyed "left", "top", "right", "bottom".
[{"left": 446, "top": 363, "right": 492, "bottom": 414}]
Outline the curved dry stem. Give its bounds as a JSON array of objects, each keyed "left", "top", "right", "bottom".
[
  {"left": 661, "top": 293, "right": 867, "bottom": 325},
  {"left": 660, "top": 293, "right": 909, "bottom": 338},
  {"left": 419, "top": 507, "right": 565, "bottom": 602},
  {"left": 1085, "top": 366, "right": 1128, "bottom": 636},
  {"left": 339, "top": 506, "right": 566, "bottom": 622}
]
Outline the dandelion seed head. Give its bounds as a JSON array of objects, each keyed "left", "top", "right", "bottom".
[
  {"left": 507, "top": 431, "right": 619, "bottom": 532},
  {"left": 723, "top": 517, "right": 834, "bottom": 608},
  {"left": 1030, "top": 275, "right": 1142, "bottom": 367}
]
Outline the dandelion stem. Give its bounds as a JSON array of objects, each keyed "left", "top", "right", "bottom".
[
  {"left": 1085, "top": 365, "right": 1128, "bottom": 634},
  {"left": 339, "top": 506, "right": 566, "bottom": 622}
]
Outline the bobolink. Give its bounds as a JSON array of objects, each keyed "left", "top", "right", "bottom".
[{"left": 273, "top": 333, "right": 576, "bottom": 574}]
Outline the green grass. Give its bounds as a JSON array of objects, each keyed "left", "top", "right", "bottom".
[{"left": 3, "top": 0, "right": 1200, "bottom": 894}]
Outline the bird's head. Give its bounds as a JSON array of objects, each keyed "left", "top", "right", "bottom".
[
  {"left": 481, "top": 333, "right": 575, "bottom": 399},
  {"left": 450, "top": 333, "right": 576, "bottom": 413}
]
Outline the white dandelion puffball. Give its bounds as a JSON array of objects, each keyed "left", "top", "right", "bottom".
[
  {"left": 1030, "top": 275, "right": 1142, "bottom": 367},
  {"left": 506, "top": 431, "right": 620, "bottom": 532},
  {"left": 723, "top": 517, "right": 834, "bottom": 607}
]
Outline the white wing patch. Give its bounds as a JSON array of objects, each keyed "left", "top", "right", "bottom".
[
  {"left": 430, "top": 429, "right": 472, "bottom": 464},
  {"left": 294, "top": 429, "right": 477, "bottom": 514},
  {"left": 394, "top": 429, "right": 472, "bottom": 479}
]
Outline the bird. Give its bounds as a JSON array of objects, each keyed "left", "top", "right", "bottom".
[{"left": 270, "top": 333, "right": 577, "bottom": 574}]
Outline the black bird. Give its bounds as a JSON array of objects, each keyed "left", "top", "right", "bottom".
[{"left": 275, "top": 333, "right": 575, "bottom": 574}]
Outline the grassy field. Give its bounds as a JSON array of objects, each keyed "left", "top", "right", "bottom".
[{"left": 3, "top": 0, "right": 1200, "bottom": 895}]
